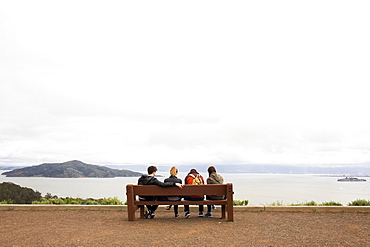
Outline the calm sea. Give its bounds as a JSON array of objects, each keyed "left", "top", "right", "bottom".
[{"left": 1, "top": 171, "right": 369, "bottom": 206}]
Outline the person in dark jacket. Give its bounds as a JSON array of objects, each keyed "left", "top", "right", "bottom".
[
  {"left": 163, "top": 166, "right": 182, "bottom": 218},
  {"left": 137, "top": 166, "right": 182, "bottom": 219},
  {"left": 205, "top": 166, "right": 224, "bottom": 217}
]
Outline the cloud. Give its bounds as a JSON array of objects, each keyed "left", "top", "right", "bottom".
[{"left": 1, "top": 1, "right": 370, "bottom": 167}]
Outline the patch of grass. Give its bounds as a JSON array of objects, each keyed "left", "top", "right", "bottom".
[
  {"left": 289, "top": 201, "right": 319, "bottom": 206},
  {"left": 303, "top": 200, "right": 318, "bottom": 206},
  {"left": 267, "top": 200, "right": 284, "bottom": 206},
  {"left": 319, "top": 201, "right": 343, "bottom": 206},
  {"left": 348, "top": 199, "right": 370, "bottom": 206},
  {"left": 0, "top": 200, "right": 13, "bottom": 204},
  {"left": 32, "top": 196, "right": 124, "bottom": 205},
  {"left": 233, "top": 199, "right": 249, "bottom": 206}
]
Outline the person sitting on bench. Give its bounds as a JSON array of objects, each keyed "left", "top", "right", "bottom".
[
  {"left": 205, "top": 166, "right": 225, "bottom": 217},
  {"left": 137, "top": 166, "right": 182, "bottom": 219},
  {"left": 183, "top": 168, "right": 205, "bottom": 218},
  {"left": 162, "top": 166, "right": 182, "bottom": 218}
]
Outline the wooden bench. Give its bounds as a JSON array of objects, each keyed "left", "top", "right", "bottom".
[{"left": 126, "top": 183, "right": 234, "bottom": 221}]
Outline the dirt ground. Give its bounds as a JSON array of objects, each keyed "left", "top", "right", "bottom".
[{"left": 1, "top": 209, "right": 370, "bottom": 246}]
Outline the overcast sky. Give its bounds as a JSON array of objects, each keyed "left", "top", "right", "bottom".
[{"left": 1, "top": 1, "right": 369, "bottom": 168}]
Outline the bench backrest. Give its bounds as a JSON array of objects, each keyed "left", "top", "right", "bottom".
[{"left": 126, "top": 183, "right": 233, "bottom": 197}]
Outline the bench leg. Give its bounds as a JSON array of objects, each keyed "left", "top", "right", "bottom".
[
  {"left": 128, "top": 206, "right": 136, "bottom": 221},
  {"left": 221, "top": 205, "right": 226, "bottom": 219},
  {"left": 226, "top": 183, "right": 234, "bottom": 222},
  {"left": 126, "top": 184, "right": 136, "bottom": 221},
  {"left": 127, "top": 202, "right": 136, "bottom": 221},
  {"left": 139, "top": 205, "right": 145, "bottom": 219},
  {"left": 226, "top": 205, "right": 234, "bottom": 222}
]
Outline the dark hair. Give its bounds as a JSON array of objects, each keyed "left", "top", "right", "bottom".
[
  {"left": 189, "top": 169, "right": 198, "bottom": 174},
  {"left": 147, "top": 166, "right": 158, "bottom": 175},
  {"left": 207, "top": 166, "right": 216, "bottom": 175}
]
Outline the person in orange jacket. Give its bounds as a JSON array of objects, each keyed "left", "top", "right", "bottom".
[{"left": 183, "top": 168, "right": 205, "bottom": 218}]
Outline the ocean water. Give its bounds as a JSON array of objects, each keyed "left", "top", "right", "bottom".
[{"left": 1, "top": 171, "right": 369, "bottom": 206}]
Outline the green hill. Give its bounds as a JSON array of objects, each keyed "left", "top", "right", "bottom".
[
  {"left": 0, "top": 182, "right": 41, "bottom": 203},
  {"left": 1, "top": 160, "right": 143, "bottom": 178}
]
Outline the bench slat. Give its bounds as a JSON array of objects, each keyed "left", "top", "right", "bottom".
[
  {"left": 131, "top": 184, "right": 228, "bottom": 196},
  {"left": 134, "top": 200, "right": 228, "bottom": 206}
]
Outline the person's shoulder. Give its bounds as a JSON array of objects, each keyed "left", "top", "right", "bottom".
[
  {"left": 185, "top": 175, "right": 194, "bottom": 184},
  {"left": 175, "top": 176, "right": 182, "bottom": 183},
  {"left": 138, "top": 174, "right": 150, "bottom": 185},
  {"left": 208, "top": 173, "right": 223, "bottom": 184},
  {"left": 167, "top": 176, "right": 182, "bottom": 184},
  {"left": 146, "top": 175, "right": 158, "bottom": 185}
]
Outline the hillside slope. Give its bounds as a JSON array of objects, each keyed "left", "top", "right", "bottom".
[{"left": 1, "top": 160, "right": 142, "bottom": 178}]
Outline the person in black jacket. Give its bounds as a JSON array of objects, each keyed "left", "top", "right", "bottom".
[
  {"left": 137, "top": 166, "right": 182, "bottom": 219},
  {"left": 163, "top": 166, "right": 182, "bottom": 218}
]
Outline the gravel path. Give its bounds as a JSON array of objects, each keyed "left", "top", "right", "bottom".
[{"left": 1, "top": 210, "right": 370, "bottom": 246}]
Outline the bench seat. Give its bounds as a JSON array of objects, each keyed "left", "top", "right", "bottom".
[{"left": 133, "top": 200, "right": 227, "bottom": 206}]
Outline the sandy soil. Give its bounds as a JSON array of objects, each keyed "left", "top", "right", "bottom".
[{"left": 1, "top": 209, "right": 369, "bottom": 246}]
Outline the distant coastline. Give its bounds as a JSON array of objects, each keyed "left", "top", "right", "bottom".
[
  {"left": 337, "top": 177, "right": 367, "bottom": 182},
  {"left": 107, "top": 164, "right": 370, "bottom": 176},
  {"left": 1, "top": 163, "right": 369, "bottom": 176}
]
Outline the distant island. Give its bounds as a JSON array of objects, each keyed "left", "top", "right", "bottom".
[
  {"left": 1, "top": 160, "right": 143, "bottom": 178},
  {"left": 337, "top": 177, "right": 367, "bottom": 182}
]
